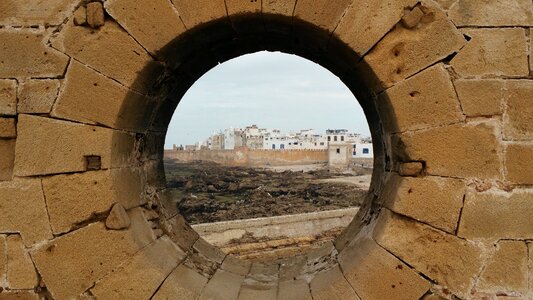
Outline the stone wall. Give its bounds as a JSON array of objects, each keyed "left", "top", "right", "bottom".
[
  {"left": 165, "top": 148, "right": 328, "bottom": 167},
  {"left": 0, "top": 0, "right": 532, "bottom": 299}
]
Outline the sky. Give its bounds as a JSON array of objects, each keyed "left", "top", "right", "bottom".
[{"left": 165, "top": 51, "right": 370, "bottom": 149}]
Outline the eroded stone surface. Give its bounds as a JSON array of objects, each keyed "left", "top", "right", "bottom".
[
  {"left": 199, "top": 269, "right": 244, "bottom": 300},
  {"left": 153, "top": 264, "right": 208, "bottom": 300},
  {"left": 6, "top": 234, "right": 38, "bottom": 289},
  {"left": 0, "top": 80, "right": 17, "bottom": 116},
  {"left": 449, "top": 0, "right": 533, "bottom": 26},
  {"left": 278, "top": 279, "right": 312, "bottom": 300},
  {"left": 0, "top": 139, "right": 15, "bottom": 181},
  {"left": 0, "top": 118, "right": 16, "bottom": 138},
  {"left": 0, "top": 235, "right": 6, "bottom": 285},
  {"left": 504, "top": 80, "right": 533, "bottom": 141},
  {"left": 18, "top": 79, "right": 60, "bottom": 114},
  {"left": 86, "top": 2, "right": 104, "bottom": 28},
  {"left": 310, "top": 265, "right": 360, "bottom": 300},
  {"left": 454, "top": 79, "right": 504, "bottom": 117},
  {"left": 105, "top": 203, "right": 131, "bottom": 230},
  {"left": 505, "top": 144, "right": 533, "bottom": 185},
  {"left": 0, "top": 0, "right": 77, "bottom": 26},
  {"left": 172, "top": 0, "right": 227, "bottom": 29},
  {"left": 294, "top": 0, "right": 353, "bottom": 33}
]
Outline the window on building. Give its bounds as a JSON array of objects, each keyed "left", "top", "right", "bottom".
[
  {"left": 281, "top": 144, "right": 285, "bottom": 149},
  {"left": 272, "top": 144, "right": 276, "bottom": 150},
  {"left": 363, "top": 148, "right": 369, "bottom": 154},
  {"left": 328, "top": 136, "right": 331, "bottom": 142},
  {"left": 320, "top": 142, "right": 324, "bottom": 146},
  {"left": 341, "top": 136, "right": 344, "bottom": 141},
  {"left": 336, "top": 148, "right": 340, "bottom": 154},
  {"left": 334, "top": 136, "right": 338, "bottom": 142}
]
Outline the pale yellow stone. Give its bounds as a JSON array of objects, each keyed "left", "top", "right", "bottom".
[
  {"left": 52, "top": 61, "right": 155, "bottom": 132},
  {"left": 6, "top": 235, "right": 38, "bottom": 289},
  {"left": 339, "top": 235, "right": 430, "bottom": 299},
  {"left": 379, "top": 64, "right": 464, "bottom": 133},
  {"left": 458, "top": 189, "right": 533, "bottom": 240},
  {"left": 152, "top": 264, "right": 208, "bottom": 300},
  {"left": 0, "top": 0, "right": 77, "bottom": 26},
  {"left": 0, "top": 29, "right": 69, "bottom": 78},
  {"left": 0, "top": 80, "right": 17, "bottom": 116},
  {"left": 451, "top": 28, "right": 529, "bottom": 77},
  {"left": 374, "top": 210, "right": 483, "bottom": 297},
  {"left": 0, "top": 235, "right": 5, "bottom": 285},
  {"left": 0, "top": 118, "right": 16, "bottom": 138},
  {"left": 0, "top": 139, "right": 15, "bottom": 181},
  {"left": 278, "top": 279, "right": 312, "bottom": 300},
  {"left": 226, "top": 0, "right": 262, "bottom": 15},
  {"left": 310, "top": 265, "right": 360, "bottom": 300},
  {"left": 364, "top": 3, "right": 465, "bottom": 89},
  {"left": 394, "top": 122, "right": 502, "bottom": 179},
  {"left": 172, "top": 0, "right": 228, "bottom": 29},
  {"left": 0, "top": 291, "right": 39, "bottom": 300},
  {"left": 18, "top": 79, "right": 60, "bottom": 114},
  {"left": 221, "top": 254, "right": 251, "bottom": 276},
  {"left": 199, "top": 269, "right": 244, "bottom": 300},
  {"left": 105, "top": 203, "right": 130, "bottom": 230},
  {"left": 14, "top": 115, "right": 135, "bottom": 176},
  {"left": 454, "top": 79, "right": 504, "bottom": 117},
  {"left": 73, "top": 6, "right": 87, "bottom": 26},
  {"left": 86, "top": 2, "right": 104, "bottom": 28},
  {"left": 477, "top": 241, "right": 528, "bottom": 294},
  {"left": 32, "top": 211, "right": 155, "bottom": 299},
  {"left": 91, "top": 237, "right": 185, "bottom": 300},
  {"left": 506, "top": 144, "right": 533, "bottom": 185},
  {"left": 0, "top": 179, "right": 52, "bottom": 246},
  {"left": 449, "top": 0, "right": 533, "bottom": 26},
  {"left": 504, "top": 80, "right": 533, "bottom": 141},
  {"left": 263, "top": 0, "right": 296, "bottom": 16},
  {"left": 382, "top": 175, "right": 465, "bottom": 233},
  {"left": 294, "top": 0, "right": 353, "bottom": 33},
  {"left": 105, "top": 0, "right": 187, "bottom": 57},
  {"left": 238, "top": 279, "right": 278, "bottom": 300},
  {"left": 51, "top": 19, "right": 161, "bottom": 93}
]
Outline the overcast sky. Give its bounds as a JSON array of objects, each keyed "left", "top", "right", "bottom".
[{"left": 165, "top": 51, "right": 370, "bottom": 149}]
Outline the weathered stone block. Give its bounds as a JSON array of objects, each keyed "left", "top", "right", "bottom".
[
  {"left": 14, "top": 115, "right": 135, "bottom": 176},
  {"left": 450, "top": 28, "right": 529, "bottom": 77},
  {"left": 105, "top": 203, "right": 130, "bottom": 230},
  {"left": 0, "top": 139, "right": 15, "bottom": 181},
  {"left": 449, "top": 0, "right": 533, "bottom": 26},
  {"left": 199, "top": 269, "right": 244, "bottom": 300},
  {"left": 91, "top": 237, "right": 185, "bottom": 299},
  {"left": 52, "top": 61, "right": 155, "bottom": 132},
  {"left": 105, "top": 0, "right": 187, "bottom": 57},
  {"left": 238, "top": 279, "right": 278, "bottom": 300},
  {"left": 278, "top": 279, "right": 312, "bottom": 300},
  {"left": 364, "top": 3, "right": 465, "bottom": 89},
  {"left": 506, "top": 144, "right": 533, "bottom": 185},
  {"left": 0, "top": 80, "right": 17, "bottom": 116},
  {"left": 164, "top": 214, "right": 199, "bottom": 251},
  {"left": 382, "top": 175, "right": 465, "bottom": 233},
  {"left": 458, "top": 189, "right": 533, "bottom": 240},
  {"left": 310, "top": 265, "right": 359, "bottom": 300},
  {"left": 263, "top": 0, "right": 296, "bottom": 16},
  {"left": 0, "top": 118, "right": 16, "bottom": 138},
  {"left": 73, "top": 6, "right": 87, "bottom": 26},
  {"left": 398, "top": 162, "right": 424, "bottom": 176},
  {"left": 0, "top": 290, "right": 39, "bottom": 300},
  {"left": 0, "top": 0, "right": 77, "bottom": 26},
  {"left": 374, "top": 210, "right": 483, "bottom": 297},
  {"left": 51, "top": 19, "right": 161, "bottom": 94},
  {"left": 401, "top": 6, "right": 425, "bottom": 29},
  {"left": 87, "top": 2, "right": 105, "bottom": 28},
  {"left": 221, "top": 254, "right": 251, "bottom": 276},
  {"left": 152, "top": 264, "right": 208, "bottom": 300},
  {"left": 193, "top": 238, "right": 226, "bottom": 264},
  {"left": 32, "top": 212, "right": 155, "bottom": 299},
  {"left": 477, "top": 241, "right": 528, "bottom": 294},
  {"left": 172, "top": 0, "right": 227, "bottom": 29},
  {"left": 18, "top": 79, "right": 60, "bottom": 114},
  {"left": 454, "top": 79, "right": 504, "bottom": 117},
  {"left": 0, "top": 235, "right": 5, "bottom": 284},
  {"left": 504, "top": 80, "right": 533, "bottom": 141},
  {"left": 379, "top": 64, "right": 464, "bottom": 133},
  {"left": 6, "top": 234, "right": 38, "bottom": 289},
  {"left": 294, "top": 0, "right": 353, "bottom": 33},
  {"left": 339, "top": 235, "right": 430, "bottom": 299},
  {"left": 0, "top": 29, "right": 69, "bottom": 78},
  {"left": 394, "top": 122, "right": 502, "bottom": 179},
  {"left": 0, "top": 179, "right": 52, "bottom": 246}
]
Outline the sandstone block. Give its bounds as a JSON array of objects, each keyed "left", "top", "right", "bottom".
[
  {"left": 14, "top": 115, "right": 135, "bottom": 176},
  {"left": 193, "top": 238, "right": 226, "bottom": 264},
  {"left": 32, "top": 214, "right": 154, "bottom": 299},
  {"left": 6, "top": 235, "right": 38, "bottom": 289},
  {"left": 374, "top": 210, "right": 483, "bottom": 297},
  {"left": 382, "top": 175, "right": 465, "bottom": 233},
  {"left": 434, "top": 0, "right": 457, "bottom": 10},
  {"left": 87, "top": 2, "right": 105, "bottom": 28},
  {"left": 263, "top": 0, "right": 296, "bottom": 16},
  {"left": 17, "top": 79, "right": 60, "bottom": 114},
  {"left": 401, "top": 6, "right": 425, "bottom": 29},
  {"left": 449, "top": 0, "right": 533, "bottom": 26},
  {"left": 165, "top": 214, "right": 199, "bottom": 251},
  {"left": 294, "top": 0, "right": 353, "bottom": 33},
  {"left": 278, "top": 279, "right": 312, "bottom": 300},
  {"left": 0, "top": 0, "right": 77, "bottom": 26},
  {"left": 310, "top": 265, "right": 360, "bottom": 300},
  {"left": 0, "top": 118, "right": 16, "bottom": 138},
  {"left": 0, "top": 80, "right": 16, "bottom": 116},
  {"left": 51, "top": 19, "right": 161, "bottom": 94},
  {"left": 379, "top": 64, "right": 464, "bottom": 133},
  {"left": 152, "top": 264, "right": 208, "bottom": 300},
  {"left": 0, "top": 291, "right": 39, "bottom": 300},
  {"left": 172, "top": 0, "right": 228, "bottom": 29},
  {"left": 73, "top": 6, "right": 87, "bottom": 26},
  {"left": 398, "top": 162, "right": 424, "bottom": 176},
  {"left": 221, "top": 254, "right": 251, "bottom": 276},
  {"left": 477, "top": 241, "right": 528, "bottom": 294},
  {"left": 450, "top": 28, "right": 529, "bottom": 77},
  {"left": 199, "top": 269, "right": 244, "bottom": 300},
  {"left": 393, "top": 122, "right": 502, "bottom": 179},
  {"left": 105, "top": 0, "right": 186, "bottom": 57},
  {"left": 0, "top": 139, "right": 15, "bottom": 181},
  {"left": 506, "top": 144, "right": 533, "bottom": 185},
  {"left": 504, "top": 80, "right": 533, "bottom": 141},
  {"left": 42, "top": 168, "right": 144, "bottom": 234},
  {"left": 226, "top": 0, "right": 263, "bottom": 33},
  {"left": 529, "top": 242, "right": 533, "bottom": 291},
  {"left": 458, "top": 189, "right": 533, "bottom": 240},
  {"left": 52, "top": 61, "right": 155, "bottom": 132},
  {"left": 339, "top": 235, "right": 430, "bottom": 299},
  {"left": 0, "top": 29, "right": 69, "bottom": 78},
  {"left": 105, "top": 203, "right": 130, "bottom": 230},
  {"left": 0, "top": 235, "right": 5, "bottom": 284},
  {"left": 238, "top": 279, "right": 278, "bottom": 300},
  {"left": 91, "top": 237, "right": 185, "bottom": 300},
  {"left": 454, "top": 79, "right": 504, "bottom": 117},
  {"left": 364, "top": 3, "right": 465, "bottom": 89},
  {"left": 0, "top": 179, "right": 52, "bottom": 246}
]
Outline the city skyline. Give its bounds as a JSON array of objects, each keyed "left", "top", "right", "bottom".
[{"left": 165, "top": 51, "right": 371, "bottom": 149}]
